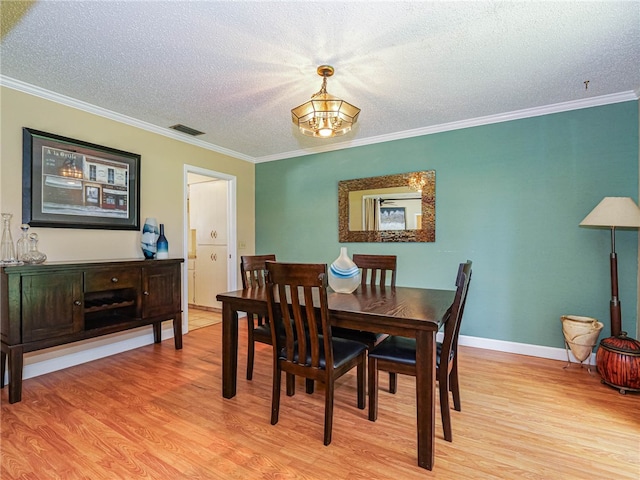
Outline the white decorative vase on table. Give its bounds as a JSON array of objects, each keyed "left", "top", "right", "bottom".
[
  {"left": 328, "top": 247, "right": 361, "bottom": 294},
  {"left": 141, "top": 217, "right": 159, "bottom": 259}
]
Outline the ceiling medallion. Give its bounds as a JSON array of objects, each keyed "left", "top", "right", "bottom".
[{"left": 291, "top": 65, "right": 360, "bottom": 138}]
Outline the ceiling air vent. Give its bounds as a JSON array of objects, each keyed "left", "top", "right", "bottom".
[{"left": 169, "top": 124, "right": 205, "bottom": 136}]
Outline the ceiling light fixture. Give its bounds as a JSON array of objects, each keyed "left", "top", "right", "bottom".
[{"left": 291, "top": 65, "right": 360, "bottom": 138}]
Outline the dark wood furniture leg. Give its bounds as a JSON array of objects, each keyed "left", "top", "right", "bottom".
[
  {"left": 6, "top": 345, "right": 24, "bottom": 404},
  {"left": 173, "top": 314, "right": 183, "bottom": 349},
  {"left": 222, "top": 301, "right": 238, "bottom": 398},
  {"left": 415, "top": 330, "right": 436, "bottom": 471},
  {"left": 1, "top": 349, "right": 6, "bottom": 388},
  {"left": 153, "top": 322, "right": 162, "bottom": 343}
]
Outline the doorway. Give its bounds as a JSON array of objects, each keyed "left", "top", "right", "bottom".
[{"left": 183, "top": 165, "right": 237, "bottom": 333}]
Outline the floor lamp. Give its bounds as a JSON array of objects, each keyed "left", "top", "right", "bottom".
[{"left": 579, "top": 197, "right": 640, "bottom": 337}]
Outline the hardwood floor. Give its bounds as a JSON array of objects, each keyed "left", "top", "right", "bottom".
[{"left": 2, "top": 322, "right": 639, "bottom": 479}]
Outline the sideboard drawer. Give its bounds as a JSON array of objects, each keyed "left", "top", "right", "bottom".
[{"left": 85, "top": 268, "right": 141, "bottom": 291}]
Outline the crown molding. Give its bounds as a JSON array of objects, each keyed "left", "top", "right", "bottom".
[
  {"left": 255, "top": 90, "right": 639, "bottom": 163},
  {"left": 0, "top": 75, "right": 255, "bottom": 163},
  {"left": 2, "top": 75, "right": 637, "bottom": 165}
]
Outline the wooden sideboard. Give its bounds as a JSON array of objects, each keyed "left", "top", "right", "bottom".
[{"left": 1, "top": 258, "right": 183, "bottom": 403}]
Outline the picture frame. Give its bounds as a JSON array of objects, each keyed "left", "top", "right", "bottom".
[
  {"left": 379, "top": 206, "right": 406, "bottom": 230},
  {"left": 22, "top": 128, "right": 141, "bottom": 230}
]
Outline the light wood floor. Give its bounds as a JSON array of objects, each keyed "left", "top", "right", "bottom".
[
  {"left": 2, "top": 323, "right": 639, "bottom": 479},
  {"left": 188, "top": 307, "right": 222, "bottom": 330}
]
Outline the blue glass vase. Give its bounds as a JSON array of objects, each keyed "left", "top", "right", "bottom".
[
  {"left": 156, "top": 223, "right": 169, "bottom": 259},
  {"left": 141, "top": 217, "right": 159, "bottom": 259}
]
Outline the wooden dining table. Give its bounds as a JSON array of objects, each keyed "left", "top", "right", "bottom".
[{"left": 216, "top": 284, "right": 455, "bottom": 471}]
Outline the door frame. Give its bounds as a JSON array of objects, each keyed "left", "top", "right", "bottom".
[{"left": 183, "top": 164, "right": 237, "bottom": 333}]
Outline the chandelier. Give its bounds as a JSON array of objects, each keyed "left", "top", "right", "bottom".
[{"left": 291, "top": 65, "right": 360, "bottom": 138}]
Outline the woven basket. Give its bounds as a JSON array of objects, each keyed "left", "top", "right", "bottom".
[{"left": 561, "top": 315, "right": 604, "bottom": 362}]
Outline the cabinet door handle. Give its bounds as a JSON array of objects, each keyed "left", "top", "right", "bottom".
[
  {"left": 143, "top": 291, "right": 150, "bottom": 296},
  {"left": 74, "top": 300, "right": 82, "bottom": 306},
  {"left": 212, "top": 253, "right": 217, "bottom": 261},
  {"left": 213, "top": 230, "right": 218, "bottom": 239},
  {"left": 111, "top": 277, "right": 119, "bottom": 283}
]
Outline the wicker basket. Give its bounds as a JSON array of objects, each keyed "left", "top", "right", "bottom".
[{"left": 561, "top": 315, "right": 604, "bottom": 363}]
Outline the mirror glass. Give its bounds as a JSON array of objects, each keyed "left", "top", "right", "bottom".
[{"left": 338, "top": 171, "right": 435, "bottom": 243}]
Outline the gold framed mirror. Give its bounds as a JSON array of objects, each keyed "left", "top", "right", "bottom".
[{"left": 338, "top": 171, "right": 435, "bottom": 242}]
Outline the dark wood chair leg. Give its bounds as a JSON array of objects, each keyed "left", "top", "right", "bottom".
[
  {"left": 271, "top": 366, "right": 281, "bottom": 425},
  {"left": 246, "top": 315, "right": 255, "bottom": 380},
  {"left": 389, "top": 372, "right": 398, "bottom": 393},
  {"left": 286, "top": 373, "right": 295, "bottom": 396},
  {"left": 368, "top": 357, "right": 379, "bottom": 421},
  {"left": 451, "top": 357, "right": 461, "bottom": 411},
  {"left": 357, "top": 360, "right": 365, "bottom": 409},
  {"left": 439, "top": 373, "right": 453, "bottom": 442},
  {"left": 305, "top": 378, "right": 314, "bottom": 394},
  {"left": 324, "top": 380, "right": 334, "bottom": 445}
]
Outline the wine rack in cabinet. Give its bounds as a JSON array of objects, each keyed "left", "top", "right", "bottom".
[{"left": 0, "top": 259, "right": 183, "bottom": 403}]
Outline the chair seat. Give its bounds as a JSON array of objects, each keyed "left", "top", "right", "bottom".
[
  {"left": 253, "top": 323, "right": 272, "bottom": 343},
  {"left": 279, "top": 336, "right": 367, "bottom": 369},
  {"left": 332, "top": 327, "right": 386, "bottom": 349},
  {"left": 368, "top": 336, "right": 452, "bottom": 367}
]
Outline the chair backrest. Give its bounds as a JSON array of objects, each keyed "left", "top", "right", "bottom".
[
  {"left": 440, "top": 261, "right": 472, "bottom": 370},
  {"left": 240, "top": 254, "right": 276, "bottom": 288},
  {"left": 451, "top": 260, "right": 472, "bottom": 353},
  {"left": 265, "top": 261, "right": 334, "bottom": 372},
  {"left": 352, "top": 254, "right": 397, "bottom": 287}
]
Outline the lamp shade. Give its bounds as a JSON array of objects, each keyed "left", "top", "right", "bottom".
[{"left": 579, "top": 197, "right": 640, "bottom": 228}]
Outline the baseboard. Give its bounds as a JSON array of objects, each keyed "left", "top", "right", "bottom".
[
  {"left": 8, "top": 326, "right": 592, "bottom": 386},
  {"left": 10, "top": 324, "right": 176, "bottom": 383},
  {"left": 448, "top": 333, "right": 596, "bottom": 365}
]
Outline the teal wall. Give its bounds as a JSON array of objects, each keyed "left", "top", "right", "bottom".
[{"left": 256, "top": 102, "right": 639, "bottom": 348}]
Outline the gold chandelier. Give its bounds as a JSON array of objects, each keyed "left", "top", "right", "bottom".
[{"left": 291, "top": 65, "right": 360, "bottom": 138}]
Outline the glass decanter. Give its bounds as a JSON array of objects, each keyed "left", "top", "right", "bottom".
[
  {"left": 16, "top": 224, "right": 30, "bottom": 261},
  {"left": 22, "top": 233, "right": 47, "bottom": 264},
  {"left": 1, "top": 213, "right": 17, "bottom": 265}
]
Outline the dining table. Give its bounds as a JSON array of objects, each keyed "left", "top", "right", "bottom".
[{"left": 216, "top": 284, "right": 455, "bottom": 471}]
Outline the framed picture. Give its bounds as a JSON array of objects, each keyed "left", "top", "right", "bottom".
[
  {"left": 22, "top": 128, "right": 141, "bottom": 230},
  {"left": 380, "top": 206, "right": 406, "bottom": 230}
]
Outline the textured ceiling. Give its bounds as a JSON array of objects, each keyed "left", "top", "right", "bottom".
[{"left": 1, "top": 1, "right": 639, "bottom": 163}]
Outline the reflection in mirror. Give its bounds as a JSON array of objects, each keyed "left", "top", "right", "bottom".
[
  {"left": 339, "top": 171, "right": 435, "bottom": 243},
  {"left": 348, "top": 187, "right": 421, "bottom": 231}
]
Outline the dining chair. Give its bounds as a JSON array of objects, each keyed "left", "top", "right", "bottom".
[
  {"left": 265, "top": 261, "right": 367, "bottom": 446},
  {"left": 367, "top": 260, "right": 472, "bottom": 442},
  {"left": 353, "top": 254, "right": 397, "bottom": 287},
  {"left": 333, "top": 254, "right": 398, "bottom": 392},
  {"left": 241, "top": 254, "right": 276, "bottom": 380}
]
